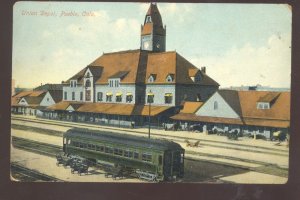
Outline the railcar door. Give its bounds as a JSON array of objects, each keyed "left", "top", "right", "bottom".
[
  {"left": 63, "top": 136, "right": 67, "bottom": 153},
  {"left": 163, "top": 151, "right": 172, "bottom": 180}
]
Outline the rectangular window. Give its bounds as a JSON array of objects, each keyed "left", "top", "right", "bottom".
[
  {"left": 64, "top": 91, "right": 67, "bottom": 100},
  {"left": 116, "top": 95, "right": 122, "bottom": 102},
  {"left": 80, "top": 92, "right": 83, "bottom": 101},
  {"left": 114, "top": 148, "right": 123, "bottom": 156},
  {"left": 105, "top": 147, "right": 113, "bottom": 154},
  {"left": 159, "top": 155, "right": 163, "bottom": 165},
  {"left": 96, "top": 145, "right": 104, "bottom": 152},
  {"left": 97, "top": 92, "right": 103, "bottom": 101},
  {"left": 164, "top": 93, "right": 172, "bottom": 104},
  {"left": 74, "top": 81, "right": 77, "bottom": 87},
  {"left": 142, "top": 153, "right": 152, "bottom": 162},
  {"left": 134, "top": 152, "right": 139, "bottom": 159},
  {"left": 72, "top": 92, "right": 75, "bottom": 100},
  {"left": 126, "top": 95, "right": 133, "bottom": 103},
  {"left": 147, "top": 94, "right": 154, "bottom": 103},
  {"left": 124, "top": 150, "right": 133, "bottom": 158},
  {"left": 70, "top": 81, "right": 73, "bottom": 87},
  {"left": 106, "top": 95, "right": 112, "bottom": 102},
  {"left": 85, "top": 90, "right": 91, "bottom": 101}
]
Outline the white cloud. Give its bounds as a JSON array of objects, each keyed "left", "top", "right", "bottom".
[{"left": 190, "top": 33, "right": 291, "bottom": 88}]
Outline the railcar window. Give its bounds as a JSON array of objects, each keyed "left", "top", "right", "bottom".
[
  {"left": 87, "top": 144, "right": 92, "bottom": 149},
  {"left": 96, "top": 146, "right": 104, "bottom": 152},
  {"left": 142, "top": 153, "right": 152, "bottom": 162},
  {"left": 73, "top": 141, "right": 79, "bottom": 147},
  {"left": 91, "top": 144, "right": 95, "bottom": 150},
  {"left": 124, "top": 151, "right": 133, "bottom": 158},
  {"left": 105, "top": 147, "right": 113, "bottom": 154},
  {"left": 114, "top": 148, "right": 123, "bottom": 156},
  {"left": 79, "top": 143, "right": 84, "bottom": 148},
  {"left": 133, "top": 152, "right": 139, "bottom": 159}
]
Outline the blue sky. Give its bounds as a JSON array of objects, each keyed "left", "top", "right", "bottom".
[{"left": 12, "top": 2, "right": 291, "bottom": 88}]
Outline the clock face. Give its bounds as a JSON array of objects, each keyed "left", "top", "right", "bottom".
[{"left": 143, "top": 41, "right": 150, "bottom": 50}]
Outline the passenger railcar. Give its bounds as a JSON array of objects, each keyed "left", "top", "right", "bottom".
[{"left": 62, "top": 128, "right": 185, "bottom": 181}]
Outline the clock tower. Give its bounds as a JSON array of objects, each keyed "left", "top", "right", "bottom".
[{"left": 141, "top": 3, "right": 166, "bottom": 52}]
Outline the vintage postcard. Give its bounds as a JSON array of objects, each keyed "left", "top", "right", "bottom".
[{"left": 11, "top": 1, "right": 291, "bottom": 183}]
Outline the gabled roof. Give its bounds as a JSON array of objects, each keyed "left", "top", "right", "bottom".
[
  {"left": 34, "top": 84, "right": 63, "bottom": 91},
  {"left": 171, "top": 90, "right": 290, "bottom": 128},
  {"left": 11, "top": 90, "right": 47, "bottom": 106},
  {"left": 238, "top": 91, "right": 290, "bottom": 121},
  {"left": 218, "top": 90, "right": 242, "bottom": 116},
  {"left": 63, "top": 50, "right": 219, "bottom": 86},
  {"left": 48, "top": 90, "right": 63, "bottom": 103}
]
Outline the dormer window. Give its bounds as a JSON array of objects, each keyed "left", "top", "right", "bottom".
[
  {"left": 166, "top": 74, "right": 174, "bottom": 83},
  {"left": 148, "top": 74, "right": 156, "bottom": 83},
  {"left": 257, "top": 102, "right": 270, "bottom": 109},
  {"left": 195, "top": 74, "right": 201, "bottom": 82},
  {"left": 108, "top": 79, "right": 120, "bottom": 87}
]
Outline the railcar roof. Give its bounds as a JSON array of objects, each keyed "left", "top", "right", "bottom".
[{"left": 65, "top": 128, "right": 184, "bottom": 151}]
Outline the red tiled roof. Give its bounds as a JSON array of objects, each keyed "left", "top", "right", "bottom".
[
  {"left": 65, "top": 50, "right": 219, "bottom": 86},
  {"left": 238, "top": 91, "right": 290, "bottom": 121},
  {"left": 171, "top": 113, "right": 244, "bottom": 125},
  {"left": 180, "top": 101, "right": 203, "bottom": 114},
  {"left": 47, "top": 101, "right": 171, "bottom": 116}
]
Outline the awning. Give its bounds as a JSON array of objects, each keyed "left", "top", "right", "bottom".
[
  {"left": 165, "top": 93, "right": 173, "bottom": 97},
  {"left": 116, "top": 92, "right": 122, "bottom": 96},
  {"left": 106, "top": 92, "right": 113, "bottom": 96},
  {"left": 126, "top": 92, "right": 133, "bottom": 96}
]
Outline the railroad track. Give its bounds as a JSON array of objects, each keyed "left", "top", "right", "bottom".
[
  {"left": 11, "top": 116, "right": 289, "bottom": 156},
  {"left": 11, "top": 163, "right": 62, "bottom": 182},
  {"left": 12, "top": 136, "right": 61, "bottom": 157}
]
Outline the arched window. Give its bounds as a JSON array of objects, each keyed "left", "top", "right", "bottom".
[
  {"left": 86, "top": 72, "right": 90, "bottom": 78},
  {"left": 214, "top": 101, "right": 218, "bottom": 110},
  {"left": 85, "top": 79, "right": 91, "bottom": 88}
]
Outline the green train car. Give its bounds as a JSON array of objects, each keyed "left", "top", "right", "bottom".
[{"left": 62, "top": 128, "right": 185, "bottom": 181}]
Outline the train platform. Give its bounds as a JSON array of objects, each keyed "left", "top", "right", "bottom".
[{"left": 11, "top": 115, "right": 290, "bottom": 151}]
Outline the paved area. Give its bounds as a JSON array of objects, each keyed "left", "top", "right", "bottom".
[
  {"left": 11, "top": 145, "right": 145, "bottom": 183},
  {"left": 220, "top": 171, "right": 287, "bottom": 184}
]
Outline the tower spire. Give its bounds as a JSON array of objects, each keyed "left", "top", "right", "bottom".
[{"left": 140, "top": 3, "right": 166, "bottom": 52}]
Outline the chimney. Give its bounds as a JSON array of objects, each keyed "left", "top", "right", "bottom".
[{"left": 201, "top": 66, "right": 206, "bottom": 74}]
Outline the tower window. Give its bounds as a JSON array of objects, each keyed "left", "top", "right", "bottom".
[{"left": 146, "top": 16, "right": 152, "bottom": 23}]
